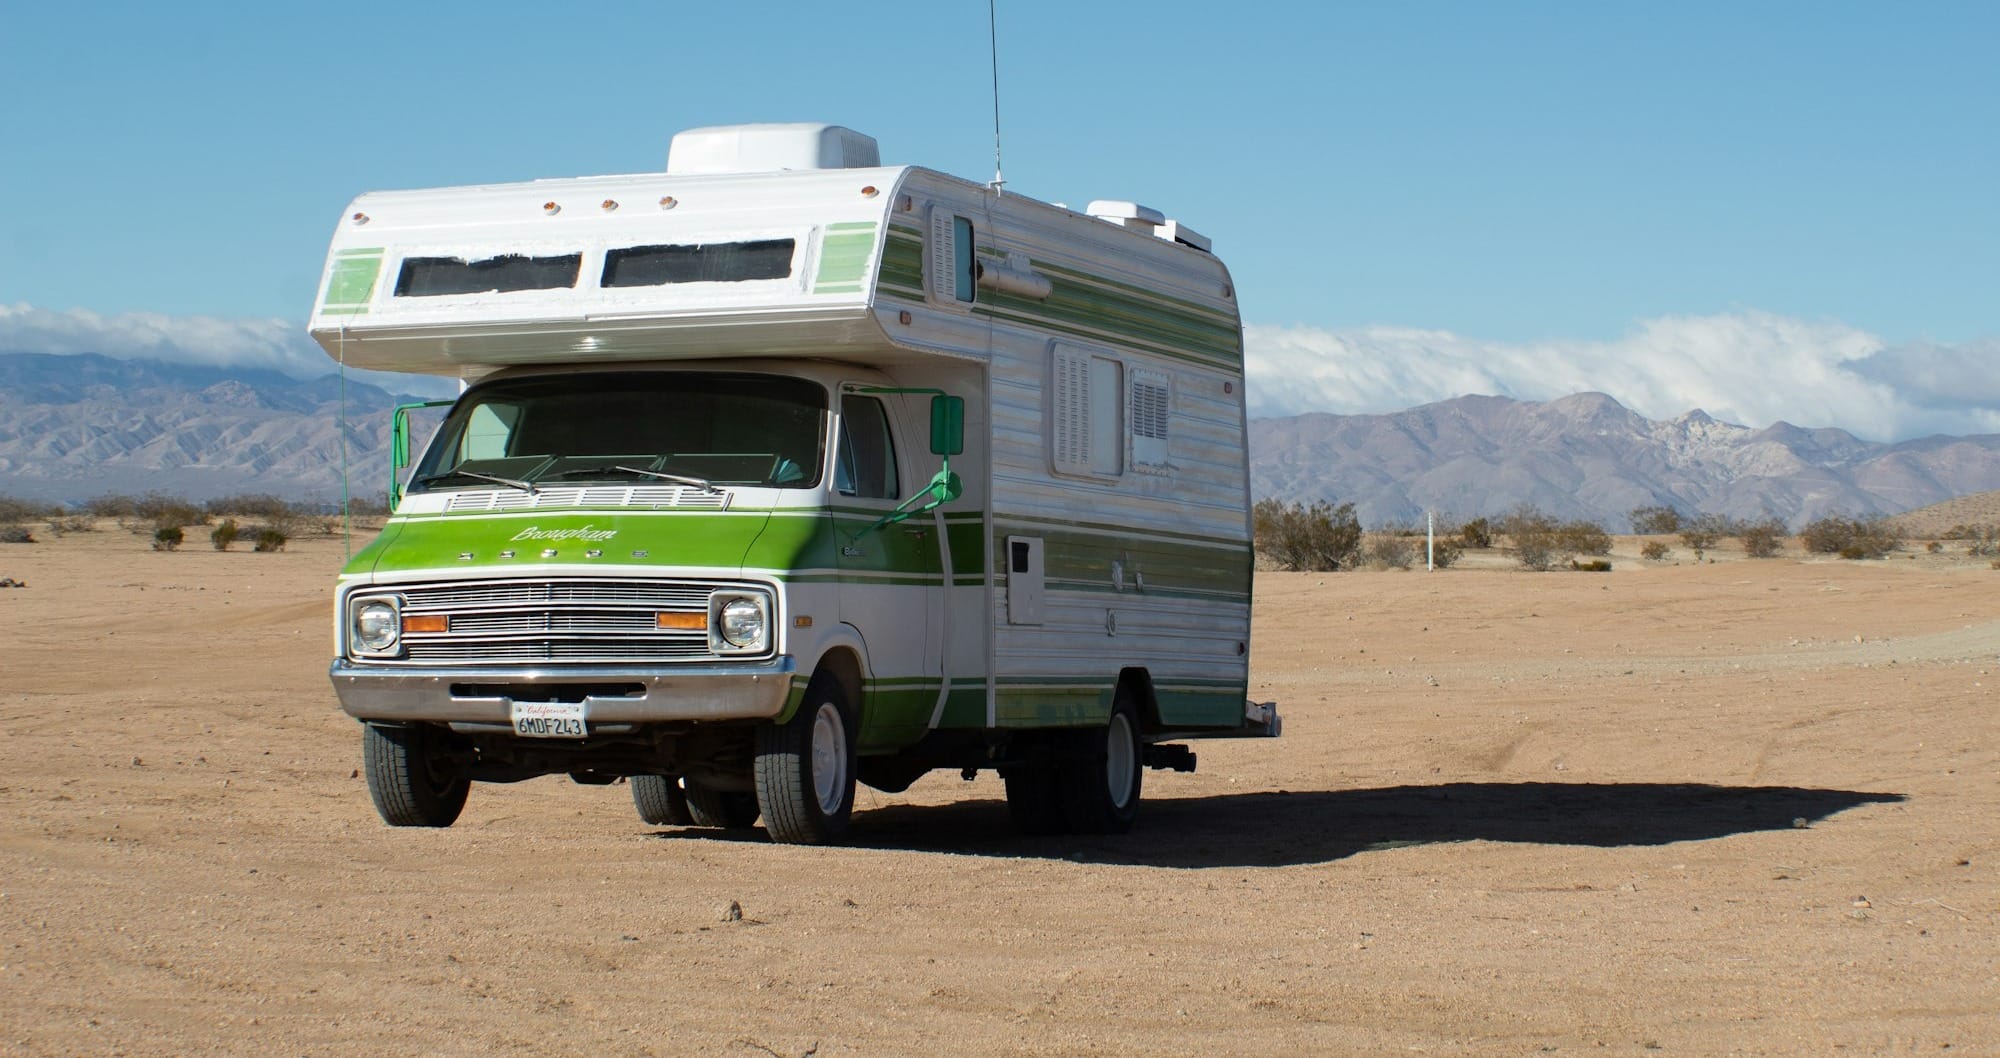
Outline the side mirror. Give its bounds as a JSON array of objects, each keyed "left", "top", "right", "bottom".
[
  {"left": 930, "top": 395, "right": 964, "bottom": 457},
  {"left": 389, "top": 399, "right": 454, "bottom": 507}
]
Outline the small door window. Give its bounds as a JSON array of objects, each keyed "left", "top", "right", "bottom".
[{"left": 836, "top": 396, "right": 900, "bottom": 499}]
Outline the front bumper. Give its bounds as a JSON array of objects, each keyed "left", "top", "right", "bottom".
[{"left": 329, "top": 656, "right": 797, "bottom": 724}]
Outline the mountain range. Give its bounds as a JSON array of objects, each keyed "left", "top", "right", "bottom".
[{"left": 1, "top": 353, "right": 1996, "bottom": 528}]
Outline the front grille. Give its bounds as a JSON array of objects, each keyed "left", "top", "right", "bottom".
[{"left": 378, "top": 577, "right": 767, "bottom": 665}]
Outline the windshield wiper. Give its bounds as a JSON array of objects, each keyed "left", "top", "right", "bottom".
[
  {"left": 610, "top": 465, "right": 722, "bottom": 494},
  {"left": 417, "top": 468, "right": 540, "bottom": 495}
]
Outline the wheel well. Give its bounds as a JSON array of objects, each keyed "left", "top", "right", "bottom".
[
  {"left": 1117, "top": 667, "right": 1161, "bottom": 732},
  {"left": 814, "top": 648, "right": 864, "bottom": 714}
]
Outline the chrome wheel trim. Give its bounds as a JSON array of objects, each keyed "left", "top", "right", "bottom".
[
  {"left": 810, "top": 701, "right": 847, "bottom": 815},
  {"left": 1106, "top": 712, "right": 1137, "bottom": 809}
]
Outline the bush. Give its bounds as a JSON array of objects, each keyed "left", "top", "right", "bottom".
[
  {"left": 1253, "top": 498, "right": 1363, "bottom": 572},
  {"left": 1800, "top": 514, "right": 1900, "bottom": 560},
  {"left": 152, "top": 526, "right": 183, "bottom": 551},
  {"left": 1501, "top": 507, "right": 1611, "bottom": 571},
  {"left": 45, "top": 515, "right": 95, "bottom": 535},
  {"left": 1428, "top": 536, "right": 1462, "bottom": 569},
  {"left": 1641, "top": 540, "right": 1672, "bottom": 561},
  {"left": 1678, "top": 512, "right": 1733, "bottom": 558},
  {"left": 252, "top": 528, "right": 288, "bottom": 553},
  {"left": 0, "top": 494, "right": 60, "bottom": 524},
  {"left": 1629, "top": 505, "right": 1684, "bottom": 535},
  {"left": 1365, "top": 534, "right": 1417, "bottom": 570},
  {"left": 1739, "top": 519, "right": 1787, "bottom": 559},
  {"left": 1456, "top": 517, "right": 1492, "bottom": 550},
  {"left": 206, "top": 494, "right": 317, "bottom": 536},
  {"left": 0, "top": 525, "right": 34, "bottom": 544},
  {"left": 1962, "top": 527, "right": 1999, "bottom": 558},
  {"left": 211, "top": 519, "right": 240, "bottom": 551},
  {"left": 134, "top": 491, "right": 207, "bottom": 531}
]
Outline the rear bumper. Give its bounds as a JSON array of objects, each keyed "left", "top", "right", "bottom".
[{"left": 329, "top": 656, "right": 797, "bottom": 724}]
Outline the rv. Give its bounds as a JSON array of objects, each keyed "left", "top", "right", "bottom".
[{"left": 309, "top": 124, "right": 1277, "bottom": 845}]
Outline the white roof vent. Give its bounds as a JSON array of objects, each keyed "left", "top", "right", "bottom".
[
  {"left": 667, "top": 123, "right": 881, "bottom": 175},
  {"left": 1086, "top": 199, "right": 1212, "bottom": 252}
]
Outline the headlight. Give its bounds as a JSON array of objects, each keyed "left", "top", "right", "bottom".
[
  {"left": 352, "top": 597, "right": 401, "bottom": 655},
  {"left": 709, "top": 593, "right": 770, "bottom": 655}
]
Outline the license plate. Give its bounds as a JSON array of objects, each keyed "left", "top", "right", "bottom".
[{"left": 510, "top": 701, "right": 587, "bottom": 739}]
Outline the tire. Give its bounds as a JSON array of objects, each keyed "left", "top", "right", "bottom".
[
  {"left": 754, "top": 672, "right": 858, "bottom": 845},
  {"left": 683, "top": 780, "right": 760, "bottom": 830},
  {"left": 362, "top": 723, "right": 468, "bottom": 828},
  {"left": 1003, "top": 762, "right": 1070, "bottom": 835},
  {"left": 630, "top": 775, "right": 692, "bottom": 826},
  {"left": 1057, "top": 694, "right": 1144, "bottom": 834}
]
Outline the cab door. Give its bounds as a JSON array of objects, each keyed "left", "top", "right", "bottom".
[{"left": 831, "top": 391, "right": 941, "bottom": 749}]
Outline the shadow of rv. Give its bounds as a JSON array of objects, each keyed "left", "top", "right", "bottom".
[{"left": 649, "top": 782, "right": 1903, "bottom": 868}]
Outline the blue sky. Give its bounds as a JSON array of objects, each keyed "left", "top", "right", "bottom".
[{"left": 2, "top": 1, "right": 1996, "bottom": 438}]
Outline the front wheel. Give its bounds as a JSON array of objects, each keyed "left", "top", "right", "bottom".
[
  {"left": 755, "top": 672, "right": 858, "bottom": 845},
  {"left": 362, "top": 723, "right": 468, "bottom": 827}
]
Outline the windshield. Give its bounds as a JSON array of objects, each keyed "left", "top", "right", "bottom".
[{"left": 409, "top": 372, "right": 827, "bottom": 492}]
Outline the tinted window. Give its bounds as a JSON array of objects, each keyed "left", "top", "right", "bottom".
[
  {"left": 602, "top": 240, "right": 796, "bottom": 287},
  {"left": 835, "top": 397, "right": 899, "bottom": 500},
  {"left": 411, "top": 372, "right": 826, "bottom": 490},
  {"left": 394, "top": 254, "right": 581, "bottom": 297}
]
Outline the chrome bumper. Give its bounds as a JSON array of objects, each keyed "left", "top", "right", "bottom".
[{"left": 329, "top": 656, "right": 797, "bottom": 724}]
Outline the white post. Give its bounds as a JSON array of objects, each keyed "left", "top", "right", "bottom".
[{"left": 1426, "top": 510, "right": 1435, "bottom": 571}]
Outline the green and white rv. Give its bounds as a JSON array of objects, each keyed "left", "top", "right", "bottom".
[{"left": 309, "top": 123, "right": 1277, "bottom": 845}]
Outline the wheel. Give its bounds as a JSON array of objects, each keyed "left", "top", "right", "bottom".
[
  {"left": 362, "top": 723, "right": 468, "bottom": 828},
  {"left": 630, "top": 775, "right": 692, "bottom": 826},
  {"left": 1057, "top": 693, "right": 1143, "bottom": 834},
  {"left": 754, "top": 671, "right": 858, "bottom": 845},
  {"left": 1003, "top": 762, "right": 1069, "bottom": 835},
  {"left": 683, "top": 780, "right": 761, "bottom": 829}
]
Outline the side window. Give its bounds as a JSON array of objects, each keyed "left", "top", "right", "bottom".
[
  {"left": 1050, "top": 344, "right": 1123, "bottom": 479},
  {"left": 835, "top": 396, "right": 900, "bottom": 499},
  {"left": 928, "top": 207, "right": 977, "bottom": 305}
]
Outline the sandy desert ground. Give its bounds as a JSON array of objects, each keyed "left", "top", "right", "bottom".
[{"left": 2, "top": 527, "right": 1996, "bottom": 1057}]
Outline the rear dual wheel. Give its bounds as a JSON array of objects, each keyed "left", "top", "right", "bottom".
[
  {"left": 629, "top": 775, "right": 693, "bottom": 826},
  {"left": 1003, "top": 694, "right": 1143, "bottom": 836}
]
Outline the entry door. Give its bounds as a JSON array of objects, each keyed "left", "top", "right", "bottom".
[{"left": 832, "top": 394, "right": 942, "bottom": 714}]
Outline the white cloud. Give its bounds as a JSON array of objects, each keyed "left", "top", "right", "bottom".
[
  {"left": 1245, "top": 311, "right": 2000, "bottom": 442},
  {"left": 0, "top": 303, "right": 453, "bottom": 396}
]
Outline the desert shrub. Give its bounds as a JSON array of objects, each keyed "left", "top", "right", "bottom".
[
  {"left": 1501, "top": 507, "right": 1561, "bottom": 571},
  {"left": 1456, "top": 517, "right": 1492, "bottom": 550},
  {"left": 1678, "top": 512, "right": 1733, "bottom": 558},
  {"left": 206, "top": 493, "right": 317, "bottom": 536},
  {"left": 45, "top": 515, "right": 95, "bottom": 535},
  {"left": 1253, "top": 498, "right": 1363, "bottom": 572},
  {"left": 252, "top": 528, "right": 288, "bottom": 552},
  {"left": 1925, "top": 541, "right": 1943, "bottom": 554},
  {"left": 210, "top": 519, "right": 240, "bottom": 551},
  {"left": 1501, "top": 507, "right": 1613, "bottom": 570},
  {"left": 83, "top": 493, "right": 139, "bottom": 518},
  {"left": 1739, "top": 519, "right": 1787, "bottom": 559},
  {"left": 0, "top": 525, "right": 34, "bottom": 544},
  {"left": 1365, "top": 534, "right": 1417, "bottom": 570},
  {"left": 152, "top": 526, "right": 183, "bottom": 551},
  {"left": 1629, "top": 505, "right": 1684, "bottom": 535},
  {"left": 1800, "top": 514, "right": 1900, "bottom": 560},
  {"left": 1569, "top": 558, "right": 1612, "bottom": 572},
  {"left": 1641, "top": 540, "right": 1671, "bottom": 561},
  {"left": 1556, "top": 520, "right": 1612, "bottom": 557},
  {"left": 1962, "top": 527, "right": 1999, "bottom": 558},
  {"left": 0, "top": 494, "right": 60, "bottom": 524},
  {"left": 1428, "top": 536, "right": 1462, "bottom": 569},
  {"left": 347, "top": 493, "right": 394, "bottom": 518},
  {"left": 134, "top": 491, "right": 207, "bottom": 530}
]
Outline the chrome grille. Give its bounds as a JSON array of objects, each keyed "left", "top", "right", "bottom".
[
  {"left": 385, "top": 577, "right": 763, "bottom": 666},
  {"left": 443, "top": 486, "right": 730, "bottom": 512}
]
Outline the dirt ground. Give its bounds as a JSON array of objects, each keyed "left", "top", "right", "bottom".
[{"left": 2, "top": 526, "right": 1996, "bottom": 1057}]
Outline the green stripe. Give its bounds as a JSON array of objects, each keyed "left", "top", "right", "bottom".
[
  {"left": 322, "top": 253, "right": 383, "bottom": 310},
  {"left": 812, "top": 224, "right": 877, "bottom": 294}
]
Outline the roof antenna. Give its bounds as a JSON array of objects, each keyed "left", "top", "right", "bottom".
[{"left": 988, "top": 0, "right": 1005, "bottom": 193}]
